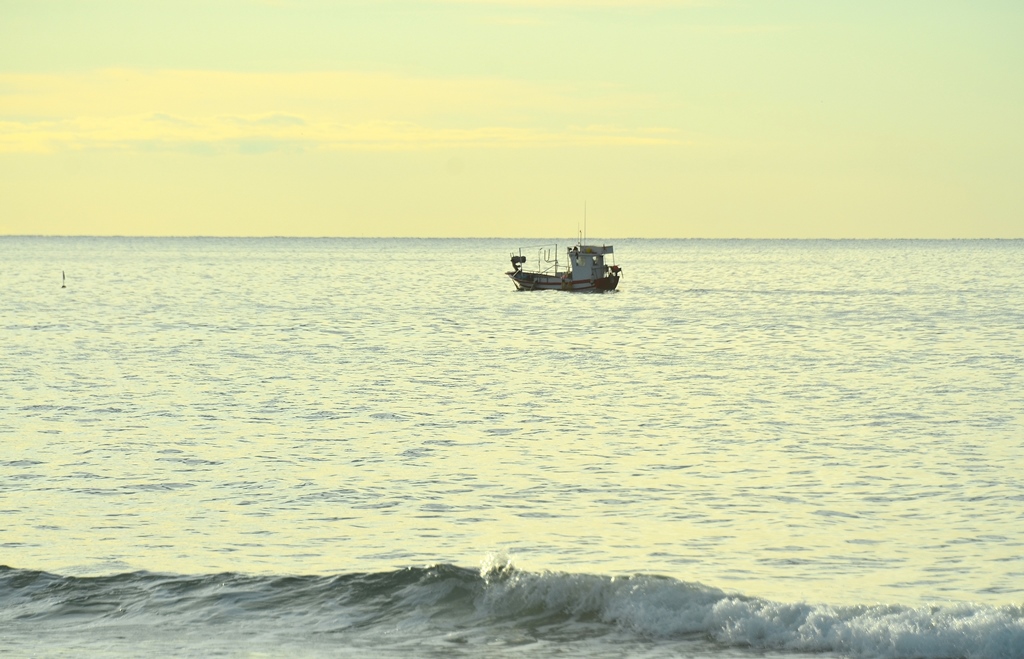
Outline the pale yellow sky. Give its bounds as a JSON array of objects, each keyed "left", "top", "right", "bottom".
[{"left": 1, "top": 0, "right": 1021, "bottom": 237}]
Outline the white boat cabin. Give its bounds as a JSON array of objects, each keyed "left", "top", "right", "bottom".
[{"left": 568, "top": 244, "right": 614, "bottom": 281}]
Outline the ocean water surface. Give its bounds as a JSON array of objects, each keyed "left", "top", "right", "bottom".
[{"left": 1, "top": 237, "right": 1022, "bottom": 657}]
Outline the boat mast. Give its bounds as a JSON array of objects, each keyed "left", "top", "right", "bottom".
[{"left": 584, "top": 201, "right": 587, "bottom": 245}]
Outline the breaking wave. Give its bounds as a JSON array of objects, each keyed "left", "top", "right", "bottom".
[{"left": 1, "top": 558, "right": 1021, "bottom": 658}]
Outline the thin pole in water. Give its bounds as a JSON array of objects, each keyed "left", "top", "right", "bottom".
[{"left": 62, "top": 271, "right": 66, "bottom": 289}]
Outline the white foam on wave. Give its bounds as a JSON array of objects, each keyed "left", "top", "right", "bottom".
[
  {"left": 479, "top": 550, "right": 517, "bottom": 579},
  {"left": 708, "top": 598, "right": 1023, "bottom": 659},
  {"left": 474, "top": 565, "right": 1024, "bottom": 659}
]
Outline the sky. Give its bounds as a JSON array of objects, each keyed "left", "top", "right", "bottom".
[{"left": 1, "top": 0, "right": 1022, "bottom": 238}]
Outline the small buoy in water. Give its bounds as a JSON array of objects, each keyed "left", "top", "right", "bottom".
[{"left": 62, "top": 271, "right": 66, "bottom": 289}]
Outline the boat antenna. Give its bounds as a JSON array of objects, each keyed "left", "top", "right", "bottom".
[{"left": 584, "top": 201, "right": 587, "bottom": 245}]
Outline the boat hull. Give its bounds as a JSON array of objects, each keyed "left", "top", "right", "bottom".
[{"left": 507, "top": 271, "right": 619, "bottom": 292}]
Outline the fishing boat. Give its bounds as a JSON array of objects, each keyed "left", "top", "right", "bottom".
[{"left": 507, "top": 243, "right": 621, "bottom": 291}]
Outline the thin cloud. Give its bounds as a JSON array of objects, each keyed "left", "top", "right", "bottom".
[
  {"left": 0, "top": 116, "right": 680, "bottom": 153},
  {"left": 424, "top": 0, "right": 718, "bottom": 6},
  {"left": 258, "top": 0, "right": 720, "bottom": 5},
  {"left": 0, "top": 70, "right": 680, "bottom": 153}
]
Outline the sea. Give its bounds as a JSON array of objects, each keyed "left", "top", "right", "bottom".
[{"left": 1, "top": 237, "right": 1022, "bottom": 658}]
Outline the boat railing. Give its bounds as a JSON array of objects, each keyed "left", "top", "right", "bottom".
[{"left": 514, "top": 244, "right": 563, "bottom": 276}]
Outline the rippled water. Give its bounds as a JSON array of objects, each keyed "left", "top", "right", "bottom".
[{"left": 2, "top": 237, "right": 1022, "bottom": 657}]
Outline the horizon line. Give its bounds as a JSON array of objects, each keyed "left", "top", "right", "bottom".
[{"left": 2, "top": 235, "right": 1022, "bottom": 241}]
